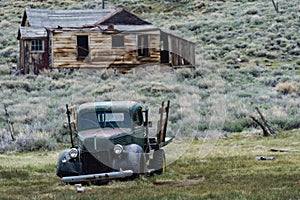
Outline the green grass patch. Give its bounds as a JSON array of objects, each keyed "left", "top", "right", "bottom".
[{"left": 0, "top": 130, "right": 300, "bottom": 199}]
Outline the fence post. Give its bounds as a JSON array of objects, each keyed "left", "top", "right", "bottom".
[{"left": 4, "top": 104, "right": 15, "bottom": 141}]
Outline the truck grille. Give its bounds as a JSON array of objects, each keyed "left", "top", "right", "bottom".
[
  {"left": 110, "top": 135, "right": 131, "bottom": 145},
  {"left": 111, "top": 137, "right": 127, "bottom": 145},
  {"left": 82, "top": 150, "right": 111, "bottom": 174}
]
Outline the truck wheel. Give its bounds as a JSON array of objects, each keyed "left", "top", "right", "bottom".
[{"left": 151, "top": 149, "right": 166, "bottom": 174}]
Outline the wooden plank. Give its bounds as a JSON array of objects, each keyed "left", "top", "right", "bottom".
[
  {"left": 53, "top": 56, "right": 78, "bottom": 61},
  {"left": 53, "top": 36, "right": 76, "bottom": 41},
  {"left": 54, "top": 62, "right": 106, "bottom": 69},
  {"left": 110, "top": 61, "right": 139, "bottom": 65},
  {"left": 52, "top": 40, "right": 76, "bottom": 46},
  {"left": 91, "top": 56, "right": 117, "bottom": 62},
  {"left": 53, "top": 44, "right": 76, "bottom": 49},
  {"left": 50, "top": 29, "right": 164, "bottom": 69},
  {"left": 53, "top": 48, "right": 77, "bottom": 53}
]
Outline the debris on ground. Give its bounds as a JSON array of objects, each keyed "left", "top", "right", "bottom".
[
  {"left": 75, "top": 184, "right": 84, "bottom": 193},
  {"left": 270, "top": 148, "right": 300, "bottom": 153},
  {"left": 255, "top": 156, "right": 275, "bottom": 161}
]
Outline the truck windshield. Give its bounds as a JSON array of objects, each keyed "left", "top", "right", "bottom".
[{"left": 77, "top": 111, "right": 132, "bottom": 131}]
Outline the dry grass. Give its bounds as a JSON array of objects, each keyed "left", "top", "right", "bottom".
[{"left": 276, "top": 81, "right": 296, "bottom": 95}]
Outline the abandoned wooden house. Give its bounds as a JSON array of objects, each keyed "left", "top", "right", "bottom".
[{"left": 17, "top": 7, "right": 195, "bottom": 74}]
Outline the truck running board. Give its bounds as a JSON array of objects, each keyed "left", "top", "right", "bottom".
[{"left": 61, "top": 170, "right": 133, "bottom": 183}]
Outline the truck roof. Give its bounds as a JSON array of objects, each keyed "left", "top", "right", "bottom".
[{"left": 78, "top": 101, "right": 142, "bottom": 115}]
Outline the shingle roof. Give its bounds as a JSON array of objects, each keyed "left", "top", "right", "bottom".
[
  {"left": 18, "top": 7, "right": 157, "bottom": 39},
  {"left": 18, "top": 27, "right": 47, "bottom": 39},
  {"left": 23, "top": 7, "right": 115, "bottom": 28}
]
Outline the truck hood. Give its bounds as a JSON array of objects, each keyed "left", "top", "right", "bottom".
[{"left": 78, "top": 128, "right": 132, "bottom": 151}]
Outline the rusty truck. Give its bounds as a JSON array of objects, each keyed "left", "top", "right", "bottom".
[{"left": 56, "top": 100, "right": 172, "bottom": 184}]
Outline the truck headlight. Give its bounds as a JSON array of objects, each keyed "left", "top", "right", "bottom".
[
  {"left": 114, "top": 144, "right": 123, "bottom": 155},
  {"left": 69, "top": 148, "right": 78, "bottom": 158}
]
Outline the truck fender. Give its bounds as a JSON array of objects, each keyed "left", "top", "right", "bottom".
[
  {"left": 122, "top": 144, "right": 146, "bottom": 174},
  {"left": 56, "top": 149, "right": 82, "bottom": 177}
]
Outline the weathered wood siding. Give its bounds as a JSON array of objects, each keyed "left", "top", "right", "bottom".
[
  {"left": 51, "top": 29, "right": 161, "bottom": 69},
  {"left": 162, "top": 32, "right": 195, "bottom": 66},
  {"left": 19, "top": 38, "right": 49, "bottom": 74}
]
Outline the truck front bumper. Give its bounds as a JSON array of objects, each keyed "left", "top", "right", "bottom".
[{"left": 61, "top": 170, "right": 133, "bottom": 183}]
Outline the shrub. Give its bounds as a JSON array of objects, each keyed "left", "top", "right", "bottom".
[
  {"left": 0, "top": 20, "right": 10, "bottom": 28},
  {"left": 48, "top": 80, "right": 66, "bottom": 90},
  {"left": 255, "top": 51, "right": 267, "bottom": 58},
  {"left": 276, "top": 82, "right": 295, "bottom": 95},
  {"left": 0, "top": 46, "right": 14, "bottom": 58},
  {"left": 222, "top": 118, "right": 254, "bottom": 133},
  {"left": 0, "top": 80, "right": 33, "bottom": 92},
  {"left": 0, "top": 129, "right": 59, "bottom": 152},
  {"left": 289, "top": 48, "right": 300, "bottom": 56},
  {"left": 176, "top": 69, "right": 194, "bottom": 81},
  {"left": 92, "top": 83, "right": 115, "bottom": 96},
  {"left": 0, "top": 65, "right": 10, "bottom": 75},
  {"left": 266, "top": 52, "right": 277, "bottom": 59},
  {"left": 259, "top": 76, "right": 278, "bottom": 87},
  {"left": 15, "top": 132, "right": 59, "bottom": 152},
  {"left": 0, "top": 129, "right": 15, "bottom": 153},
  {"left": 284, "top": 118, "right": 300, "bottom": 130},
  {"left": 295, "top": 83, "right": 300, "bottom": 95},
  {"left": 245, "top": 8, "right": 258, "bottom": 15}
]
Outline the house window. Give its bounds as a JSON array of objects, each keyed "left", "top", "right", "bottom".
[
  {"left": 112, "top": 35, "right": 124, "bottom": 48},
  {"left": 77, "top": 35, "right": 89, "bottom": 59},
  {"left": 31, "top": 39, "right": 43, "bottom": 51},
  {"left": 138, "top": 35, "right": 149, "bottom": 57}
]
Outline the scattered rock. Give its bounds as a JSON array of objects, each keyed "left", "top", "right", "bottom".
[{"left": 75, "top": 184, "right": 85, "bottom": 193}]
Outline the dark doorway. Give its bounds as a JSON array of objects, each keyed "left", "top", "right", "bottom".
[{"left": 160, "top": 32, "right": 169, "bottom": 64}]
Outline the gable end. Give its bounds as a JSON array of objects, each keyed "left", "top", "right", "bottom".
[{"left": 98, "top": 9, "right": 151, "bottom": 25}]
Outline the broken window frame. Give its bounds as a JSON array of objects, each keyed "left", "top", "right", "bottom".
[{"left": 77, "top": 35, "right": 89, "bottom": 60}]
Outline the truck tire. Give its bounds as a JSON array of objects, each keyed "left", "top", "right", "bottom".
[{"left": 151, "top": 149, "right": 166, "bottom": 174}]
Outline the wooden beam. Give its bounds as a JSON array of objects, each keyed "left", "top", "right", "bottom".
[
  {"left": 255, "top": 107, "right": 276, "bottom": 135},
  {"left": 250, "top": 116, "right": 269, "bottom": 137}
]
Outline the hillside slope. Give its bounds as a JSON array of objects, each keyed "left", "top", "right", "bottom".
[
  {"left": 0, "top": 0, "right": 299, "bottom": 152},
  {"left": 0, "top": 0, "right": 300, "bottom": 67}
]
